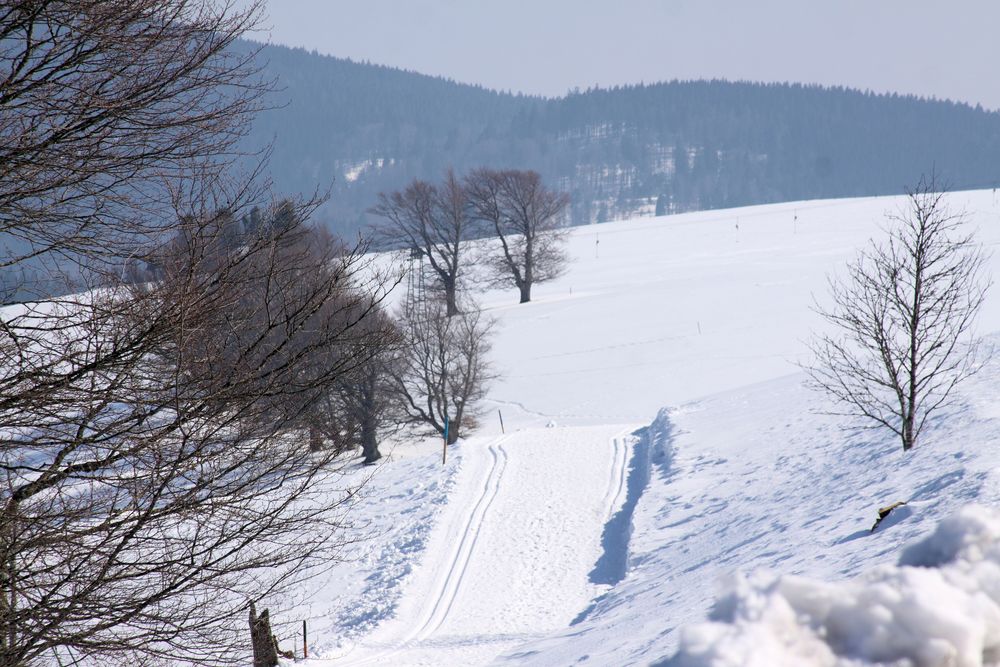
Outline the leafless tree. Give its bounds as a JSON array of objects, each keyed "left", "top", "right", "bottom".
[
  {"left": 391, "top": 300, "right": 495, "bottom": 446},
  {"left": 0, "top": 2, "right": 398, "bottom": 665},
  {"left": 465, "top": 168, "right": 570, "bottom": 303},
  {"left": 806, "top": 180, "right": 990, "bottom": 451},
  {"left": 0, "top": 0, "right": 269, "bottom": 280},
  {"left": 0, "top": 206, "right": 397, "bottom": 667},
  {"left": 370, "top": 169, "right": 470, "bottom": 317},
  {"left": 310, "top": 310, "right": 406, "bottom": 465}
]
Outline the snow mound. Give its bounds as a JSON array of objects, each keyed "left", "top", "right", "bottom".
[{"left": 665, "top": 505, "right": 1000, "bottom": 667}]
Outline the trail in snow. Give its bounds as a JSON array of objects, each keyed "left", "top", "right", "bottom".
[
  {"left": 410, "top": 441, "right": 509, "bottom": 641},
  {"left": 588, "top": 432, "right": 650, "bottom": 588},
  {"left": 318, "top": 425, "right": 636, "bottom": 667},
  {"left": 325, "top": 438, "right": 510, "bottom": 667}
]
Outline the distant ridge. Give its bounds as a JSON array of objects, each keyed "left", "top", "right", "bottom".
[{"left": 239, "top": 41, "right": 1000, "bottom": 235}]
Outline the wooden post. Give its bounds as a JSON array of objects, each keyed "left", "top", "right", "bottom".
[
  {"left": 249, "top": 603, "right": 278, "bottom": 667},
  {"left": 442, "top": 415, "right": 449, "bottom": 465},
  {"left": 498, "top": 409, "right": 505, "bottom": 434},
  {"left": 303, "top": 619, "right": 308, "bottom": 659}
]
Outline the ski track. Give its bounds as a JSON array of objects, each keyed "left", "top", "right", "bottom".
[
  {"left": 325, "top": 425, "right": 635, "bottom": 666},
  {"left": 411, "top": 441, "right": 510, "bottom": 641},
  {"left": 602, "top": 436, "right": 630, "bottom": 526},
  {"left": 330, "top": 434, "right": 512, "bottom": 667}
]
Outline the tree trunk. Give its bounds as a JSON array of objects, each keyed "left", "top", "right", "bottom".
[
  {"left": 361, "top": 417, "right": 380, "bottom": 465},
  {"left": 444, "top": 281, "right": 460, "bottom": 317},
  {"left": 518, "top": 282, "right": 531, "bottom": 303},
  {"left": 360, "top": 385, "right": 381, "bottom": 464},
  {"left": 902, "top": 410, "right": 915, "bottom": 451},
  {"left": 0, "top": 506, "right": 16, "bottom": 665},
  {"left": 308, "top": 426, "right": 323, "bottom": 452},
  {"left": 249, "top": 603, "right": 279, "bottom": 667}
]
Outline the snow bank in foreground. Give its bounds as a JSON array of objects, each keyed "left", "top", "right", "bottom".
[{"left": 665, "top": 505, "right": 1000, "bottom": 667}]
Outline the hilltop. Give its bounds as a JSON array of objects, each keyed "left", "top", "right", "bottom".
[{"left": 241, "top": 42, "right": 1000, "bottom": 235}]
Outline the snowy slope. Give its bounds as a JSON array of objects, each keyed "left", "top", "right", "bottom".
[
  {"left": 500, "top": 350, "right": 1000, "bottom": 665},
  {"left": 288, "top": 190, "right": 1000, "bottom": 667},
  {"left": 479, "top": 191, "right": 1000, "bottom": 430}
]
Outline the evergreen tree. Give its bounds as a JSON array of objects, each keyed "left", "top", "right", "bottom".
[{"left": 655, "top": 194, "right": 668, "bottom": 217}]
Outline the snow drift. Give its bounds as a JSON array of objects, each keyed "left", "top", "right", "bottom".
[{"left": 666, "top": 505, "right": 1000, "bottom": 667}]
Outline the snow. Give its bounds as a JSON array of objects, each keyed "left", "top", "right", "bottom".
[
  {"left": 259, "top": 442, "right": 462, "bottom": 662},
  {"left": 318, "top": 425, "right": 637, "bottom": 666},
  {"left": 667, "top": 505, "right": 1000, "bottom": 667},
  {"left": 342, "top": 158, "right": 393, "bottom": 183},
  {"left": 285, "top": 189, "right": 1000, "bottom": 667},
  {"left": 511, "top": 356, "right": 1000, "bottom": 666},
  {"left": 480, "top": 192, "right": 1000, "bottom": 428}
]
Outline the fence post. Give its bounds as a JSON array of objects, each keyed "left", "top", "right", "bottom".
[{"left": 443, "top": 415, "right": 449, "bottom": 465}]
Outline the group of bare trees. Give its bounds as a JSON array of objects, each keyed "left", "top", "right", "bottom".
[
  {"left": 361, "top": 166, "right": 570, "bottom": 459},
  {"left": 360, "top": 167, "right": 567, "bottom": 454},
  {"left": 371, "top": 167, "right": 571, "bottom": 308},
  {"left": 0, "top": 2, "right": 417, "bottom": 665},
  {"left": 0, "top": 1, "right": 567, "bottom": 664},
  {"left": 371, "top": 171, "right": 470, "bottom": 316},
  {"left": 351, "top": 166, "right": 570, "bottom": 465}
]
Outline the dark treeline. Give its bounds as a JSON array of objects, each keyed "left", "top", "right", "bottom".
[{"left": 242, "top": 41, "right": 1000, "bottom": 236}]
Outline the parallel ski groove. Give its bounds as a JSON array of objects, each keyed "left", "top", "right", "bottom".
[
  {"left": 415, "top": 442, "right": 509, "bottom": 639},
  {"left": 336, "top": 434, "right": 511, "bottom": 665},
  {"left": 330, "top": 426, "right": 634, "bottom": 665}
]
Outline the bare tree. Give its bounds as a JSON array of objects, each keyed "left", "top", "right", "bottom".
[
  {"left": 310, "top": 310, "right": 405, "bottom": 465},
  {"left": 0, "top": 207, "right": 396, "bottom": 667},
  {"left": 391, "top": 300, "right": 495, "bottom": 446},
  {"left": 465, "top": 168, "right": 570, "bottom": 303},
  {"left": 370, "top": 169, "right": 470, "bottom": 317},
  {"left": 806, "top": 180, "right": 990, "bottom": 451},
  {"left": 338, "top": 352, "right": 404, "bottom": 465},
  {"left": 0, "top": 2, "right": 399, "bottom": 665},
  {"left": 0, "top": 0, "right": 268, "bottom": 279}
]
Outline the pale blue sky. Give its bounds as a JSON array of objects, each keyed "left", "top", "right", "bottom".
[{"left": 250, "top": 1, "right": 1000, "bottom": 109}]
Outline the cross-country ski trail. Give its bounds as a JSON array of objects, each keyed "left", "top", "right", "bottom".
[{"left": 325, "top": 424, "right": 636, "bottom": 666}]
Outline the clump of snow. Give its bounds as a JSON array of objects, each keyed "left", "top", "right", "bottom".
[
  {"left": 898, "top": 504, "right": 1000, "bottom": 568},
  {"left": 665, "top": 505, "right": 1000, "bottom": 667}
]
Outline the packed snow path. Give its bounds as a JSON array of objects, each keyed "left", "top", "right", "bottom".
[{"left": 326, "top": 425, "right": 636, "bottom": 666}]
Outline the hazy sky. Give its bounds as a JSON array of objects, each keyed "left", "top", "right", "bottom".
[{"left": 250, "top": 1, "right": 1000, "bottom": 109}]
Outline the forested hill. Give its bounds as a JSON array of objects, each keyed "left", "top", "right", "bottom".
[{"left": 242, "top": 41, "right": 1000, "bottom": 235}]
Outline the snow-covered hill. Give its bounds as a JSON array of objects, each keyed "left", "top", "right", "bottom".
[{"left": 291, "top": 190, "right": 1000, "bottom": 666}]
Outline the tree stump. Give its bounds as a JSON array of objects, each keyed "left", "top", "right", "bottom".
[{"left": 249, "top": 602, "right": 281, "bottom": 667}]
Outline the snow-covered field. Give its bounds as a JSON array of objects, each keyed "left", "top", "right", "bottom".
[{"left": 288, "top": 189, "right": 1000, "bottom": 666}]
